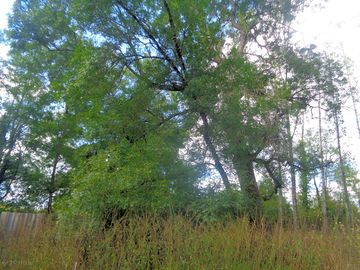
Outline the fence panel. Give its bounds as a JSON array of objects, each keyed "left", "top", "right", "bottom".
[{"left": 0, "top": 212, "right": 46, "bottom": 239}]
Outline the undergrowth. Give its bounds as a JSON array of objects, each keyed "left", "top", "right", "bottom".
[{"left": 0, "top": 216, "right": 359, "bottom": 270}]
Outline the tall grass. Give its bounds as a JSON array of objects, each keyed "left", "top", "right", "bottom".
[{"left": 1, "top": 215, "right": 359, "bottom": 269}]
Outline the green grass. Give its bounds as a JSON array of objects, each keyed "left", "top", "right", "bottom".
[{"left": 1, "top": 216, "right": 359, "bottom": 269}]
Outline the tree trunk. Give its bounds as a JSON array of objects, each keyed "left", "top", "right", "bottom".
[
  {"left": 334, "top": 112, "right": 353, "bottom": 227},
  {"left": 313, "top": 176, "right": 321, "bottom": 208},
  {"left": 47, "top": 192, "right": 53, "bottom": 214},
  {"left": 318, "top": 94, "right": 328, "bottom": 230},
  {"left": 278, "top": 187, "right": 284, "bottom": 228},
  {"left": 0, "top": 123, "right": 22, "bottom": 187},
  {"left": 276, "top": 143, "right": 284, "bottom": 229},
  {"left": 232, "top": 155, "right": 262, "bottom": 221},
  {"left": 350, "top": 87, "right": 360, "bottom": 139},
  {"left": 277, "top": 161, "right": 284, "bottom": 228},
  {"left": 286, "top": 114, "right": 299, "bottom": 229},
  {"left": 47, "top": 154, "right": 59, "bottom": 214},
  {"left": 200, "top": 112, "right": 231, "bottom": 189}
]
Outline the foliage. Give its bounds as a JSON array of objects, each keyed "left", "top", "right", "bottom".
[
  {"left": 58, "top": 133, "right": 198, "bottom": 225},
  {"left": 0, "top": 0, "right": 358, "bottom": 231},
  {"left": 190, "top": 189, "right": 246, "bottom": 223}
]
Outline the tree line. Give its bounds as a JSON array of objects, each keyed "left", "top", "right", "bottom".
[{"left": 0, "top": 0, "right": 359, "bottom": 229}]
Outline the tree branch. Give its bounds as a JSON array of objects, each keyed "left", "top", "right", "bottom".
[
  {"left": 162, "top": 0, "right": 187, "bottom": 73},
  {"left": 115, "top": 0, "right": 185, "bottom": 81}
]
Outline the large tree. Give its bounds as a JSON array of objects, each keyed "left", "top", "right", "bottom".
[{"left": 6, "top": 0, "right": 329, "bottom": 221}]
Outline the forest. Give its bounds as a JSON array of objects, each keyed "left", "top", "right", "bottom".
[{"left": 0, "top": 0, "right": 359, "bottom": 269}]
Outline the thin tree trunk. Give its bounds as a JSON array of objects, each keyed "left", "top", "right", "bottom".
[
  {"left": 313, "top": 176, "right": 321, "bottom": 207},
  {"left": 47, "top": 154, "right": 60, "bottom": 214},
  {"left": 286, "top": 114, "right": 299, "bottom": 229},
  {"left": 0, "top": 182, "right": 11, "bottom": 201},
  {"left": 318, "top": 93, "right": 328, "bottom": 230},
  {"left": 200, "top": 112, "right": 231, "bottom": 189},
  {"left": 299, "top": 116, "right": 310, "bottom": 211},
  {"left": 350, "top": 88, "right": 360, "bottom": 139},
  {"left": 47, "top": 192, "right": 53, "bottom": 214},
  {"left": 277, "top": 160, "right": 284, "bottom": 228},
  {"left": 278, "top": 187, "right": 284, "bottom": 227},
  {"left": 0, "top": 124, "right": 22, "bottom": 187},
  {"left": 334, "top": 112, "right": 353, "bottom": 227}
]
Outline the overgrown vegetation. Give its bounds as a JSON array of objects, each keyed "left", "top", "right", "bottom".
[
  {"left": 1, "top": 216, "right": 359, "bottom": 270},
  {"left": 0, "top": 0, "right": 360, "bottom": 268}
]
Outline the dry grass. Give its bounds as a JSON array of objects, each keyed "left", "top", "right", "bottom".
[{"left": 0, "top": 216, "right": 359, "bottom": 270}]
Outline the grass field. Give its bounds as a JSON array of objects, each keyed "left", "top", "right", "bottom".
[{"left": 1, "top": 216, "right": 359, "bottom": 270}]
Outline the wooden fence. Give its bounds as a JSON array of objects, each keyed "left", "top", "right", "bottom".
[{"left": 0, "top": 211, "right": 46, "bottom": 239}]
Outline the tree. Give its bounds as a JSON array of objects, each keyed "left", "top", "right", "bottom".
[
  {"left": 319, "top": 56, "right": 353, "bottom": 227},
  {"left": 317, "top": 83, "right": 329, "bottom": 230},
  {"left": 0, "top": 63, "right": 27, "bottom": 201},
  {"left": 297, "top": 137, "right": 310, "bottom": 213},
  {"left": 8, "top": 0, "right": 347, "bottom": 225}
]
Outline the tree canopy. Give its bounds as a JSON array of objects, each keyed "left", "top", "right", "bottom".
[{"left": 0, "top": 0, "right": 359, "bottom": 228}]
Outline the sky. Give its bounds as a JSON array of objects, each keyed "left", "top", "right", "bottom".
[
  {"left": 293, "top": 0, "right": 360, "bottom": 168},
  {"left": 295, "top": 0, "right": 360, "bottom": 77},
  {"left": 0, "top": 0, "right": 360, "bottom": 172},
  {"left": 0, "top": 0, "right": 14, "bottom": 59}
]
